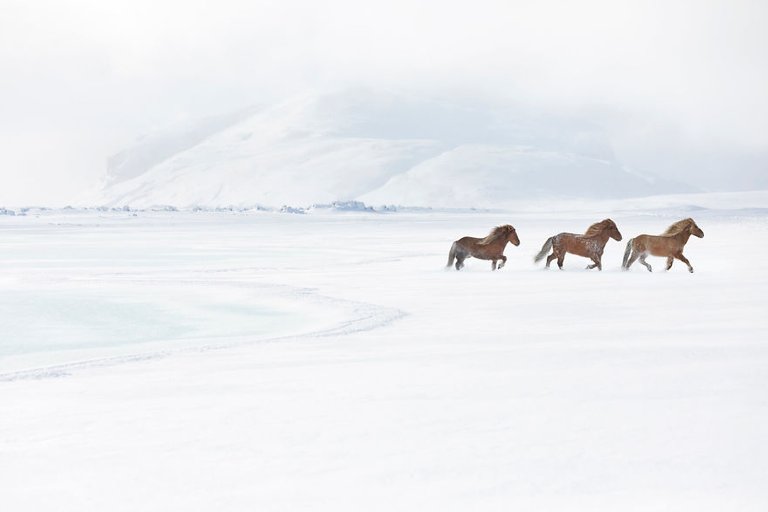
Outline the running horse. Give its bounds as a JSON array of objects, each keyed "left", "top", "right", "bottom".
[
  {"left": 534, "top": 219, "right": 622, "bottom": 270},
  {"left": 447, "top": 224, "right": 520, "bottom": 271},
  {"left": 622, "top": 218, "right": 704, "bottom": 273}
]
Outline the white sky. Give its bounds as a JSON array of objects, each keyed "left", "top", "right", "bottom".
[{"left": 1, "top": 0, "right": 766, "bottom": 204}]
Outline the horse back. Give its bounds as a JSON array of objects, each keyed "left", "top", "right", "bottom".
[
  {"left": 633, "top": 234, "right": 683, "bottom": 256},
  {"left": 456, "top": 236, "right": 482, "bottom": 246},
  {"left": 555, "top": 233, "right": 598, "bottom": 258},
  {"left": 455, "top": 235, "right": 504, "bottom": 260}
]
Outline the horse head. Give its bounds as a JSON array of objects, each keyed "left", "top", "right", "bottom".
[
  {"left": 505, "top": 225, "right": 520, "bottom": 246},
  {"left": 606, "top": 219, "right": 623, "bottom": 241},
  {"left": 690, "top": 220, "right": 704, "bottom": 238}
]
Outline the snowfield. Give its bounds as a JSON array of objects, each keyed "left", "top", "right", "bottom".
[{"left": 1, "top": 195, "right": 767, "bottom": 511}]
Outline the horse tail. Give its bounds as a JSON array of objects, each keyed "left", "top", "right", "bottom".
[
  {"left": 533, "top": 237, "right": 553, "bottom": 264},
  {"left": 447, "top": 242, "right": 457, "bottom": 268},
  {"left": 622, "top": 238, "right": 634, "bottom": 269}
]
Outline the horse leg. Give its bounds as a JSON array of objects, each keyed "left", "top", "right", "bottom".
[
  {"left": 455, "top": 254, "right": 465, "bottom": 271},
  {"left": 625, "top": 250, "right": 641, "bottom": 270},
  {"left": 675, "top": 252, "right": 694, "bottom": 273},
  {"left": 497, "top": 255, "right": 507, "bottom": 269},
  {"left": 585, "top": 257, "right": 602, "bottom": 270},
  {"left": 491, "top": 260, "right": 497, "bottom": 271},
  {"left": 545, "top": 253, "right": 556, "bottom": 269},
  {"left": 639, "top": 254, "right": 652, "bottom": 272},
  {"left": 557, "top": 253, "right": 565, "bottom": 270},
  {"left": 666, "top": 257, "right": 674, "bottom": 271}
]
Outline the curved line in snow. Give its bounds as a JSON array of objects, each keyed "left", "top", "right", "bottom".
[{"left": 0, "top": 284, "right": 405, "bottom": 382}]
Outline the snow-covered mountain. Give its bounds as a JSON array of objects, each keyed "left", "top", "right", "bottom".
[{"left": 100, "top": 90, "right": 695, "bottom": 208}]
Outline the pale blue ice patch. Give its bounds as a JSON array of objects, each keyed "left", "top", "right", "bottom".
[{"left": 0, "top": 287, "right": 301, "bottom": 371}]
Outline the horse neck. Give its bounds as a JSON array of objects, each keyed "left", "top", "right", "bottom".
[
  {"left": 487, "top": 237, "right": 509, "bottom": 250},
  {"left": 674, "top": 229, "right": 692, "bottom": 245},
  {"left": 590, "top": 230, "right": 611, "bottom": 247}
]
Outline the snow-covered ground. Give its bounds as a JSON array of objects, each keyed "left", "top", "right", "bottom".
[{"left": 1, "top": 195, "right": 767, "bottom": 511}]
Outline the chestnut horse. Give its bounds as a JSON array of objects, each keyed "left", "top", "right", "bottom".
[
  {"left": 622, "top": 218, "right": 704, "bottom": 273},
  {"left": 447, "top": 224, "right": 520, "bottom": 271},
  {"left": 534, "top": 219, "right": 622, "bottom": 270}
]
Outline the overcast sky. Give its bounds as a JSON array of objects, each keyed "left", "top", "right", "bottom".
[{"left": 1, "top": 0, "right": 766, "bottom": 204}]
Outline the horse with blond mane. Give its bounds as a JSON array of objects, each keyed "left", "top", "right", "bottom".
[
  {"left": 534, "top": 219, "right": 622, "bottom": 270},
  {"left": 447, "top": 224, "right": 520, "bottom": 271},
  {"left": 622, "top": 218, "right": 704, "bottom": 273}
]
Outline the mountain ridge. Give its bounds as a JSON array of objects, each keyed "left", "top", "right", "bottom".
[{"left": 100, "top": 90, "right": 696, "bottom": 208}]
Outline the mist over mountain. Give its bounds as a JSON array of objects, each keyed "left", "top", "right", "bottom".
[{"left": 100, "top": 90, "right": 696, "bottom": 209}]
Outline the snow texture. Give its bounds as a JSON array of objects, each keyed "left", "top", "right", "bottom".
[{"left": 1, "top": 193, "right": 767, "bottom": 511}]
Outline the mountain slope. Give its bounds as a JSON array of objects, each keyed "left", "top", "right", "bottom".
[{"left": 100, "top": 90, "right": 695, "bottom": 208}]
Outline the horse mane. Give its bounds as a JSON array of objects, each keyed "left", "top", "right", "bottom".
[
  {"left": 583, "top": 219, "right": 614, "bottom": 237},
  {"left": 478, "top": 225, "right": 513, "bottom": 245},
  {"left": 662, "top": 218, "right": 693, "bottom": 235}
]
